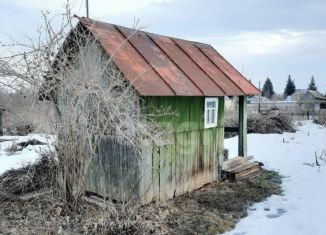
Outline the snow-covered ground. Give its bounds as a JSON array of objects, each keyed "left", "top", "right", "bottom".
[
  {"left": 1, "top": 122, "right": 325, "bottom": 234},
  {"left": 0, "top": 134, "right": 54, "bottom": 175},
  {"left": 224, "top": 121, "right": 326, "bottom": 235}
]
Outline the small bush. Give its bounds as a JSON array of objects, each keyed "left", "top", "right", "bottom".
[
  {"left": 5, "top": 141, "right": 22, "bottom": 155},
  {"left": 0, "top": 152, "right": 57, "bottom": 199}
]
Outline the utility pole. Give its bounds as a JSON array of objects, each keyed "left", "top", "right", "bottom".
[
  {"left": 86, "top": 0, "right": 89, "bottom": 18},
  {"left": 258, "top": 81, "right": 261, "bottom": 113}
]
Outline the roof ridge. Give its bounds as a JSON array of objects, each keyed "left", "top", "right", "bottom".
[
  {"left": 77, "top": 16, "right": 260, "bottom": 96},
  {"left": 78, "top": 16, "right": 212, "bottom": 47}
]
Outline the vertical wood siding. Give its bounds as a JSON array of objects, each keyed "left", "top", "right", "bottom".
[
  {"left": 147, "top": 96, "right": 220, "bottom": 201},
  {"left": 85, "top": 136, "right": 141, "bottom": 201},
  {"left": 85, "top": 96, "right": 224, "bottom": 203}
]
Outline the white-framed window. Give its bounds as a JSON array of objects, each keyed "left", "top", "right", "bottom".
[{"left": 204, "top": 97, "right": 218, "bottom": 129}]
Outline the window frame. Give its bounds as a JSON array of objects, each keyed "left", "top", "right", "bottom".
[{"left": 204, "top": 97, "right": 218, "bottom": 129}]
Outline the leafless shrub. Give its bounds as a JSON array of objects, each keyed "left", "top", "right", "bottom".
[
  {"left": 5, "top": 140, "right": 22, "bottom": 155},
  {"left": 1, "top": 90, "right": 56, "bottom": 134},
  {"left": 0, "top": 3, "right": 172, "bottom": 208},
  {"left": 54, "top": 36, "right": 172, "bottom": 206},
  {"left": 0, "top": 152, "right": 57, "bottom": 201}
]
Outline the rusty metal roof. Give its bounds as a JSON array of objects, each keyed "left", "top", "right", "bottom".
[{"left": 78, "top": 17, "right": 260, "bottom": 97}]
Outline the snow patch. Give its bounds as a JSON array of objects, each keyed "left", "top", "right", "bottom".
[
  {"left": 223, "top": 121, "right": 326, "bottom": 235},
  {"left": 0, "top": 134, "right": 54, "bottom": 175}
]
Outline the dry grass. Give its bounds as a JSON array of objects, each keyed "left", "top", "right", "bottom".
[
  {"left": 0, "top": 153, "right": 57, "bottom": 201},
  {"left": 0, "top": 164, "right": 282, "bottom": 235},
  {"left": 4, "top": 141, "right": 22, "bottom": 156}
]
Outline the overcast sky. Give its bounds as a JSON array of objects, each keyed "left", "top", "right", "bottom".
[{"left": 1, "top": 0, "right": 325, "bottom": 93}]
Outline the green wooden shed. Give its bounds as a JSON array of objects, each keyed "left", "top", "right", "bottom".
[{"left": 54, "top": 17, "right": 260, "bottom": 203}]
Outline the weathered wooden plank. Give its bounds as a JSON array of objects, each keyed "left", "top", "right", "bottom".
[
  {"left": 72, "top": 95, "right": 226, "bottom": 203},
  {"left": 138, "top": 140, "right": 153, "bottom": 204},
  {"left": 187, "top": 131, "right": 192, "bottom": 192},
  {"left": 159, "top": 141, "right": 175, "bottom": 201},
  {"left": 203, "top": 129, "right": 209, "bottom": 183},
  {"left": 237, "top": 170, "right": 261, "bottom": 181},
  {"left": 222, "top": 156, "right": 254, "bottom": 170},
  {"left": 239, "top": 96, "right": 248, "bottom": 157},
  {"left": 170, "top": 134, "right": 176, "bottom": 197},
  {"left": 85, "top": 136, "right": 141, "bottom": 201},
  {"left": 228, "top": 161, "right": 260, "bottom": 174},
  {"left": 194, "top": 130, "right": 200, "bottom": 189},
  {"left": 197, "top": 129, "right": 205, "bottom": 187},
  {"left": 175, "top": 132, "right": 183, "bottom": 196},
  {"left": 235, "top": 165, "right": 260, "bottom": 179},
  {"left": 212, "top": 128, "right": 217, "bottom": 178},
  {"left": 189, "top": 131, "right": 197, "bottom": 191},
  {"left": 217, "top": 97, "right": 225, "bottom": 179},
  {"left": 182, "top": 132, "right": 188, "bottom": 193},
  {"left": 152, "top": 145, "right": 160, "bottom": 201}
]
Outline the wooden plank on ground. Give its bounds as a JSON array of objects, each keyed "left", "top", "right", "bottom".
[
  {"left": 217, "top": 97, "right": 225, "bottom": 179},
  {"left": 228, "top": 161, "right": 260, "bottom": 174},
  {"left": 235, "top": 165, "right": 260, "bottom": 179},
  {"left": 237, "top": 170, "right": 262, "bottom": 181},
  {"left": 222, "top": 156, "right": 254, "bottom": 170}
]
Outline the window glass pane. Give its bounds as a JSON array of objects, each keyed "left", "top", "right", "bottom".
[
  {"left": 207, "top": 101, "right": 216, "bottom": 108},
  {"left": 210, "top": 109, "right": 215, "bottom": 123},
  {"left": 206, "top": 109, "right": 210, "bottom": 124}
]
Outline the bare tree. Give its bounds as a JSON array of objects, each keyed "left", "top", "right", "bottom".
[
  {"left": 0, "top": 4, "right": 172, "bottom": 207},
  {"left": 54, "top": 37, "right": 171, "bottom": 205}
]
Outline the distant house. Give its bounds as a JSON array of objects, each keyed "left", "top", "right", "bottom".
[
  {"left": 299, "top": 90, "right": 326, "bottom": 112},
  {"left": 288, "top": 89, "right": 307, "bottom": 102},
  {"left": 42, "top": 17, "right": 260, "bottom": 202}
]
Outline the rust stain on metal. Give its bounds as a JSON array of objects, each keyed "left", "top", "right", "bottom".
[
  {"left": 78, "top": 17, "right": 260, "bottom": 97},
  {"left": 197, "top": 44, "right": 260, "bottom": 95},
  {"left": 149, "top": 33, "right": 225, "bottom": 96},
  {"left": 116, "top": 26, "right": 202, "bottom": 96},
  {"left": 173, "top": 38, "right": 244, "bottom": 96}
]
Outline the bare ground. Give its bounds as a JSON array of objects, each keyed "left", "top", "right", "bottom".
[{"left": 0, "top": 165, "right": 282, "bottom": 235}]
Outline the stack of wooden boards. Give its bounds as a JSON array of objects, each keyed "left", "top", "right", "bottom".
[{"left": 222, "top": 156, "right": 263, "bottom": 181}]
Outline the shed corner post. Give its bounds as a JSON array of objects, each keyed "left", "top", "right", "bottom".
[
  {"left": 238, "top": 96, "right": 247, "bottom": 157},
  {"left": 217, "top": 96, "right": 225, "bottom": 180}
]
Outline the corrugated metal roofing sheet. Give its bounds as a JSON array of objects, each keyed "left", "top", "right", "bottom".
[{"left": 78, "top": 17, "right": 260, "bottom": 97}]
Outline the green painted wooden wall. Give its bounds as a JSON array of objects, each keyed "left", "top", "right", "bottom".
[
  {"left": 84, "top": 96, "right": 225, "bottom": 203},
  {"left": 145, "top": 96, "right": 223, "bottom": 201}
]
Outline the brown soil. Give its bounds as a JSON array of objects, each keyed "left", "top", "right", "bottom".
[{"left": 0, "top": 163, "right": 282, "bottom": 235}]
